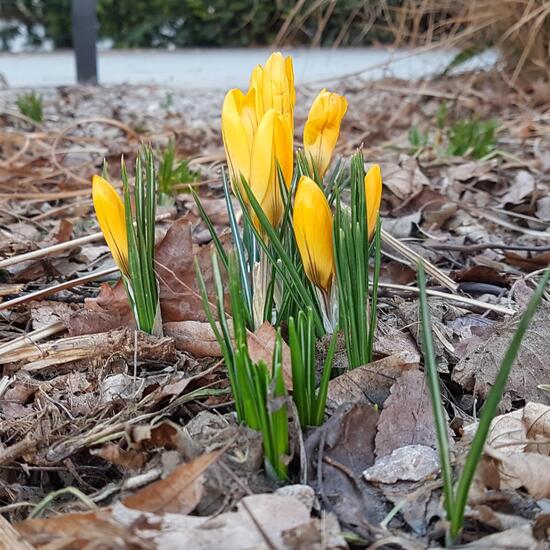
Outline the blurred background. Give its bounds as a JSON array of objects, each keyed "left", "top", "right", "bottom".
[{"left": 0, "top": 0, "right": 548, "bottom": 88}]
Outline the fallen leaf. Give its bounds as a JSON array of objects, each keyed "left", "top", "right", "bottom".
[
  {"left": 15, "top": 510, "right": 135, "bottom": 549},
  {"left": 375, "top": 369, "right": 450, "bottom": 458},
  {"left": 485, "top": 402, "right": 550, "bottom": 456},
  {"left": 375, "top": 325, "right": 421, "bottom": 360},
  {"left": 0, "top": 382, "right": 36, "bottom": 419},
  {"left": 67, "top": 216, "right": 232, "bottom": 335},
  {"left": 501, "top": 170, "right": 535, "bottom": 205},
  {"left": 451, "top": 265, "right": 510, "bottom": 287},
  {"left": 422, "top": 200, "right": 458, "bottom": 230},
  {"left": 488, "top": 452, "right": 550, "bottom": 499},
  {"left": 447, "top": 160, "right": 498, "bottom": 183},
  {"left": 113, "top": 494, "right": 312, "bottom": 549},
  {"left": 305, "top": 404, "right": 389, "bottom": 536},
  {"left": 382, "top": 212, "right": 421, "bottom": 239},
  {"left": 326, "top": 351, "right": 419, "bottom": 412},
  {"left": 380, "top": 156, "right": 429, "bottom": 200},
  {"left": 282, "top": 512, "right": 347, "bottom": 550},
  {"left": 459, "top": 525, "right": 541, "bottom": 548},
  {"left": 90, "top": 443, "right": 147, "bottom": 471},
  {"left": 187, "top": 196, "right": 232, "bottom": 225},
  {"left": 129, "top": 420, "right": 184, "bottom": 451},
  {"left": 380, "top": 260, "right": 417, "bottom": 285},
  {"left": 504, "top": 251, "right": 550, "bottom": 273},
  {"left": 248, "top": 322, "right": 293, "bottom": 389},
  {"left": 122, "top": 448, "right": 223, "bottom": 513},
  {"left": 452, "top": 303, "right": 550, "bottom": 411},
  {"left": 535, "top": 196, "right": 550, "bottom": 221},
  {"left": 164, "top": 320, "right": 222, "bottom": 357}
]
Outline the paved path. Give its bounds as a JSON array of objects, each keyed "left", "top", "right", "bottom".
[{"left": 0, "top": 47, "right": 497, "bottom": 89}]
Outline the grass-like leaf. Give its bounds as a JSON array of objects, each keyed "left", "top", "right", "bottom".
[
  {"left": 196, "top": 251, "right": 289, "bottom": 480},
  {"left": 120, "top": 147, "right": 161, "bottom": 335},
  {"left": 418, "top": 261, "right": 549, "bottom": 544}
]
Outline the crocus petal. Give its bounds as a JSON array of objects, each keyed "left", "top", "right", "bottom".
[
  {"left": 249, "top": 65, "right": 264, "bottom": 122},
  {"left": 249, "top": 109, "right": 279, "bottom": 227},
  {"left": 261, "top": 52, "right": 295, "bottom": 130},
  {"left": 303, "top": 89, "right": 348, "bottom": 179},
  {"left": 247, "top": 109, "right": 294, "bottom": 229},
  {"left": 293, "top": 175, "right": 334, "bottom": 293},
  {"left": 92, "top": 175, "right": 129, "bottom": 278},
  {"left": 364, "top": 164, "right": 382, "bottom": 239},
  {"left": 222, "top": 89, "right": 252, "bottom": 188},
  {"left": 274, "top": 115, "right": 294, "bottom": 190}
]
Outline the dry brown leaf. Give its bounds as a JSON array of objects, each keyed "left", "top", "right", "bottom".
[
  {"left": 485, "top": 402, "right": 550, "bottom": 456},
  {"left": 305, "top": 404, "right": 388, "bottom": 534},
  {"left": 15, "top": 510, "right": 135, "bottom": 549},
  {"left": 459, "top": 525, "right": 540, "bottom": 549},
  {"left": 451, "top": 265, "right": 510, "bottom": 287},
  {"left": 248, "top": 322, "right": 293, "bottom": 389},
  {"left": 501, "top": 170, "right": 535, "bottom": 205},
  {"left": 111, "top": 494, "right": 312, "bottom": 549},
  {"left": 375, "top": 369, "right": 450, "bottom": 458},
  {"left": 380, "top": 155, "right": 429, "bottom": 200},
  {"left": 129, "top": 420, "right": 184, "bottom": 451},
  {"left": 452, "top": 303, "right": 550, "bottom": 411},
  {"left": 90, "top": 443, "right": 148, "bottom": 471},
  {"left": 164, "top": 320, "right": 222, "bottom": 357},
  {"left": 67, "top": 216, "right": 231, "bottom": 335},
  {"left": 483, "top": 447, "right": 550, "bottom": 500},
  {"left": 326, "top": 351, "right": 419, "bottom": 412},
  {"left": 122, "top": 448, "right": 223, "bottom": 513},
  {"left": 504, "top": 251, "right": 550, "bottom": 273}
]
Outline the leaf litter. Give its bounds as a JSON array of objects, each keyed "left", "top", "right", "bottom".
[{"left": 0, "top": 68, "right": 550, "bottom": 548}]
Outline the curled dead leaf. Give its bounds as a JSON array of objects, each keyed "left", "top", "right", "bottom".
[{"left": 122, "top": 448, "right": 224, "bottom": 514}]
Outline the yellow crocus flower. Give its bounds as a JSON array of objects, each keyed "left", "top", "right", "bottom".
[
  {"left": 249, "top": 52, "right": 295, "bottom": 133},
  {"left": 303, "top": 89, "right": 348, "bottom": 179},
  {"left": 222, "top": 53, "right": 295, "bottom": 228},
  {"left": 249, "top": 109, "right": 293, "bottom": 228},
  {"left": 221, "top": 87, "right": 257, "bottom": 190},
  {"left": 365, "top": 164, "right": 383, "bottom": 239},
  {"left": 92, "top": 175, "right": 129, "bottom": 278},
  {"left": 293, "top": 175, "right": 334, "bottom": 294}
]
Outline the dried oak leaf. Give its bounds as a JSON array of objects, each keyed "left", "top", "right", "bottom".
[
  {"left": 15, "top": 510, "right": 138, "bottom": 549},
  {"left": 326, "top": 351, "right": 419, "bottom": 412},
  {"left": 379, "top": 155, "right": 429, "bottom": 201},
  {"left": 248, "top": 322, "right": 293, "bottom": 389},
  {"left": 67, "top": 217, "right": 231, "bottom": 336},
  {"left": 122, "top": 448, "right": 224, "bottom": 514},
  {"left": 452, "top": 303, "right": 550, "bottom": 411},
  {"left": 486, "top": 402, "right": 550, "bottom": 456},
  {"left": 111, "top": 494, "right": 311, "bottom": 549},
  {"left": 90, "top": 443, "right": 147, "bottom": 471},
  {"left": 375, "top": 369, "right": 450, "bottom": 458},
  {"left": 305, "top": 403, "right": 389, "bottom": 537},
  {"left": 164, "top": 320, "right": 222, "bottom": 357}
]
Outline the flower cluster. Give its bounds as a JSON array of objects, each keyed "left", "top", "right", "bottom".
[{"left": 221, "top": 52, "right": 382, "bottom": 301}]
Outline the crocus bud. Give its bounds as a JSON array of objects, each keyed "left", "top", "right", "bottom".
[
  {"left": 249, "top": 109, "right": 293, "bottom": 228},
  {"left": 260, "top": 52, "right": 295, "bottom": 132},
  {"left": 365, "top": 164, "right": 382, "bottom": 239},
  {"left": 293, "top": 175, "right": 334, "bottom": 293},
  {"left": 92, "top": 175, "right": 129, "bottom": 278},
  {"left": 303, "top": 89, "right": 348, "bottom": 179},
  {"left": 221, "top": 88, "right": 257, "bottom": 190}
]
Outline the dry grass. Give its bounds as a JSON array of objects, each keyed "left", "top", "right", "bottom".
[
  {"left": 384, "top": 0, "right": 550, "bottom": 82},
  {"left": 276, "top": 0, "right": 550, "bottom": 83}
]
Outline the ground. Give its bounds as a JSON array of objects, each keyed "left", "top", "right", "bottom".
[{"left": 0, "top": 66, "right": 549, "bottom": 549}]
